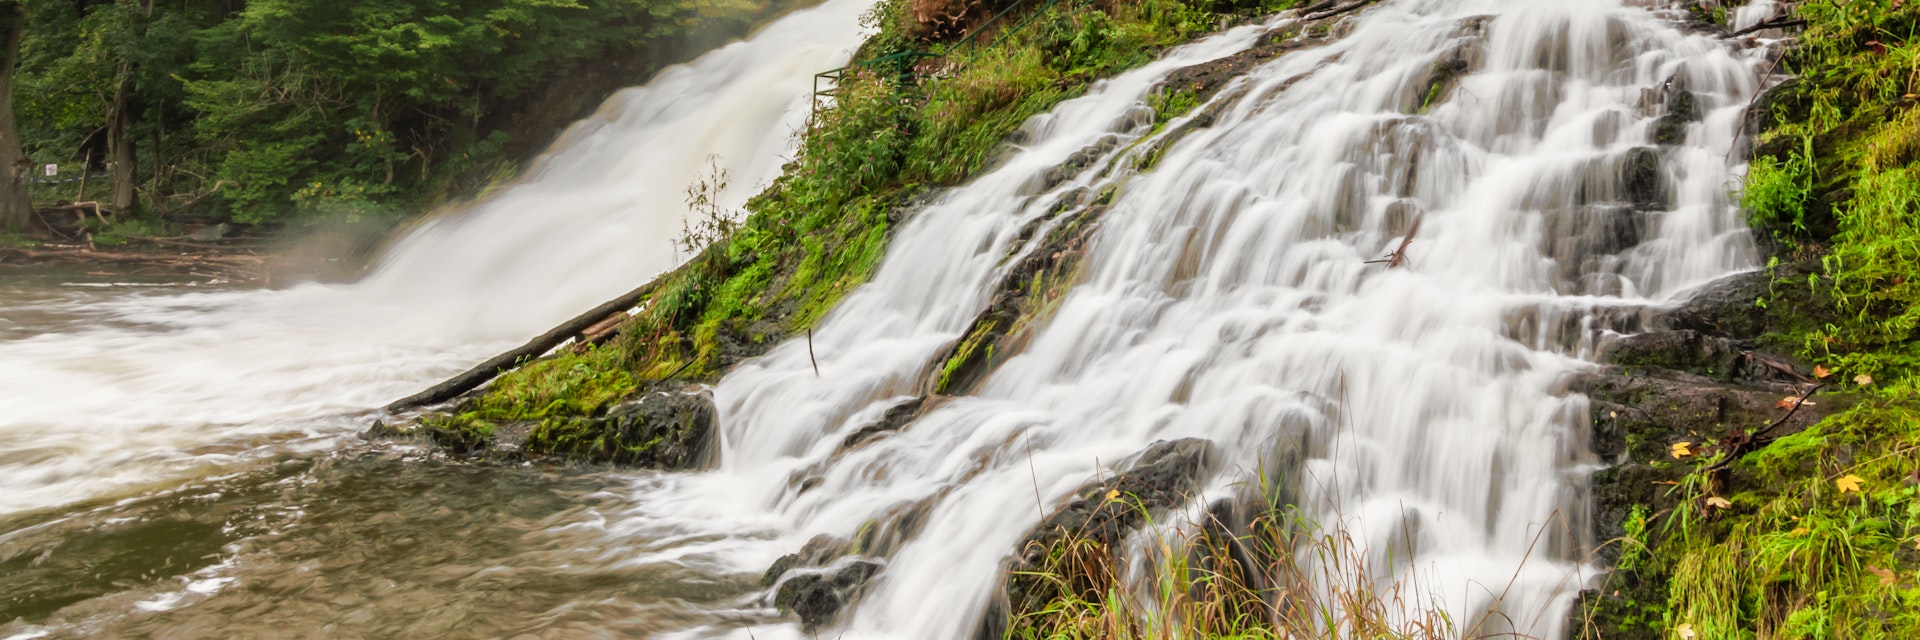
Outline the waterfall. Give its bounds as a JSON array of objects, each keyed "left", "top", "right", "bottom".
[
  {"left": 0, "top": 0, "right": 1773, "bottom": 635},
  {"left": 610, "top": 1, "right": 1765, "bottom": 637},
  {"left": 0, "top": 0, "right": 875, "bottom": 517}
]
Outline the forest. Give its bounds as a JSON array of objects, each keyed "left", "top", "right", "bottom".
[{"left": 0, "top": 0, "right": 765, "bottom": 239}]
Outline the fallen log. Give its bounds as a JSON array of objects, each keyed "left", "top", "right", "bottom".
[
  {"left": 1303, "top": 0, "right": 1378, "bottom": 21},
  {"left": 384, "top": 280, "right": 660, "bottom": 412},
  {"left": 1729, "top": 17, "right": 1805, "bottom": 38}
]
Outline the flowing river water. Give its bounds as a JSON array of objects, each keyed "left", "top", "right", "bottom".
[{"left": 1, "top": 0, "right": 1769, "bottom": 637}]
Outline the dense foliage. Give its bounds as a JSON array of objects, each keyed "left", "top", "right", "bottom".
[{"left": 7, "top": 0, "right": 765, "bottom": 231}]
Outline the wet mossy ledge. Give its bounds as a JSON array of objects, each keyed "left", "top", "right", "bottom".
[
  {"left": 373, "top": 0, "right": 1297, "bottom": 464},
  {"left": 1576, "top": 2, "right": 1920, "bottom": 638}
]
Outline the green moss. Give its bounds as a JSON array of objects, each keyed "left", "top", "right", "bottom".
[
  {"left": 937, "top": 318, "right": 1000, "bottom": 394},
  {"left": 1581, "top": 4, "right": 1920, "bottom": 638},
  {"left": 419, "top": 412, "right": 499, "bottom": 453},
  {"left": 474, "top": 346, "right": 637, "bottom": 422}
]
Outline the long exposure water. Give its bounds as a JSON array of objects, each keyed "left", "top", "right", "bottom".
[{"left": 2, "top": 0, "right": 1770, "bottom": 637}]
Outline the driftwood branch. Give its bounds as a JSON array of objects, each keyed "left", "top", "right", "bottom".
[
  {"left": 1364, "top": 214, "right": 1422, "bottom": 268},
  {"left": 1743, "top": 350, "right": 1813, "bottom": 384},
  {"left": 1303, "top": 0, "right": 1378, "bottom": 21},
  {"left": 383, "top": 280, "right": 659, "bottom": 412},
  {"left": 1730, "top": 18, "right": 1805, "bottom": 39},
  {"left": 1727, "top": 46, "right": 1788, "bottom": 163},
  {"left": 1707, "top": 382, "right": 1825, "bottom": 473}
]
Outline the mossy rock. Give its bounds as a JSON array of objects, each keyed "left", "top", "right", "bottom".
[{"left": 522, "top": 382, "right": 716, "bottom": 468}]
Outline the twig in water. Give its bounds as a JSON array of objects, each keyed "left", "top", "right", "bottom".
[
  {"left": 1730, "top": 17, "right": 1806, "bottom": 39},
  {"left": 1304, "top": 0, "right": 1379, "bottom": 21},
  {"left": 1728, "top": 50, "right": 1787, "bottom": 164},
  {"left": 808, "top": 328, "right": 820, "bottom": 377},
  {"left": 1026, "top": 435, "right": 1046, "bottom": 516},
  {"left": 1364, "top": 214, "right": 1422, "bottom": 268}
]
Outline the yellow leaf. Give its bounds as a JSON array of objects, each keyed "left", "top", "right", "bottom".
[
  {"left": 1854, "top": 373, "right": 1874, "bottom": 386},
  {"left": 1836, "top": 474, "right": 1865, "bottom": 494},
  {"left": 1104, "top": 489, "right": 1120, "bottom": 502},
  {"left": 1677, "top": 622, "right": 1697, "bottom": 639},
  {"left": 1705, "top": 496, "right": 1731, "bottom": 509},
  {"left": 1790, "top": 527, "right": 1810, "bottom": 536},
  {"left": 1776, "top": 396, "right": 1813, "bottom": 410},
  {"left": 1670, "top": 441, "right": 1695, "bottom": 458},
  {"left": 1814, "top": 365, "right": 1831, "bottom": 379}
]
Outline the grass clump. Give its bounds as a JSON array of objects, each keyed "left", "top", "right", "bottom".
[{"left": 1008, "top": 497, "right": 1519, "bottom": 639}]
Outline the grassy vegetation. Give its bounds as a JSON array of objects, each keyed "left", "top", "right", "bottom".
[
  {"left": 432, "top": 0, "right": 1282, "bottom": 455},
  {"left": 1008, "top": 493, "right": 1471, "bottom": 640},
  {"left": 1584, "top": 2, "right": 1920, "bottom": 638}
]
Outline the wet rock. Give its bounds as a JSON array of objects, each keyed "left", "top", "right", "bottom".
[
  {"left": 1651, "top": 270, "right": 1769, "bottom": 339},
  {"left": 522, "top": 382, "right": 716, "bottom": 467},
  {"left": 976, "top": 438, "right": 1216, "bottom": 640},
  {"left": 763, "top": 534, "right": 854, "bottom": 586},
  {"left": 1747, "top": 76, "right": 1806, "bottom": 146},
  {"left": 1413, "top": 17, "right": 1489, "bottom": 113},
  {"left": 1571, "top": 361, "right": 1841, "bottom": 638},
  {"left": 1598, "top": 329, "right": 1746, "bottom": 380},
  {"left": 773, "top": 560, "right": 884, "bottom": 631},
  {"left": 841, "top": 396, "right": 931, "bottom": 450},
  {"left": 1576, "top": 367, "right": 1823, "bottom": 466},
  {"left": 1619, "top": 147, "right": 1667, "bottom": 209},
  {"left": 1539, "top": 206, "right": 1647, "bottom": 284},
  {"left": 759, "top": 500, "right": 936, "bottom": 632},
  {"left": 932, "top": 203, "right": 1105, "bottom": 395},
  {"left": 1667, "top": 88, "right": 1698, "bottom": 122},
  {"left": 1651, "top": 114, "right": 1689, "bottom": 145}
]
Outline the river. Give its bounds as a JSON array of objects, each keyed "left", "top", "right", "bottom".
[{"left": 2, "top": 0, "right": 1769, "bottom": 637}]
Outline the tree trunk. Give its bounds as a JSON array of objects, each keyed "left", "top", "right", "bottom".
[
  {"left": 108, "top": 67, "right": 136, "bottom": 213},
  {"left": 0, "top": 2, "right": 31, "bottom": 232}
]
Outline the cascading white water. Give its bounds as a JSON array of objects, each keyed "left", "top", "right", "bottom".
[
  {"left": 1733, "top": 0, "right": 1779, "bottom": 32},
  {"left": 600, "top": 1, "right": 1766, "bottom": 638},
  {"left": 0, "top": 0, "right": 875, "bottom": 517}
]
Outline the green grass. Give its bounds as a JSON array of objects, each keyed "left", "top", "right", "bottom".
[
  {"left": 1008, "top": 495, "right": 1469, "bottom": 640},
  {"left": 1591, "top": 3, "right": 1920, "bottom": 638}
]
